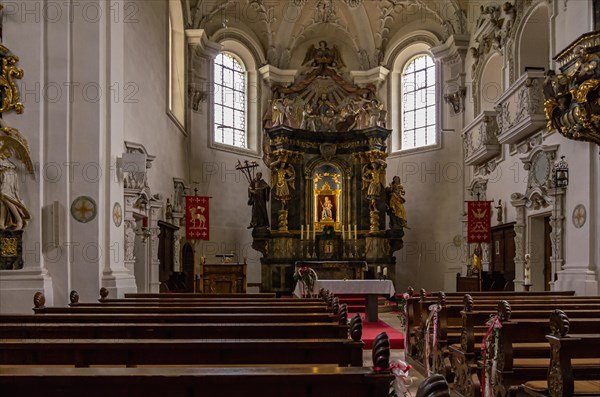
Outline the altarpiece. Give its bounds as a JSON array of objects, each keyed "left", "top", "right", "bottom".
[{"left": 246, "top": 41, "right": 406, "bottom": 294}]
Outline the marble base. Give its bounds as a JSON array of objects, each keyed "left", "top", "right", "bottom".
[
  {"left": 0, "top": 268, "right": 54, "bottom": 313},
  {"left": 101, "top": 267, "right": 138, "bottom": 298},
  {"left": 554, "top": 267, "right": 599, "bottom": 296}
]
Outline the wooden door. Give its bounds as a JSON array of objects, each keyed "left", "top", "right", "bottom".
[{"left": 489, "top": 222, "right": 516, "bottom": 290}]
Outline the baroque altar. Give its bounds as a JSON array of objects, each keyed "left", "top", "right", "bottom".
[{"left": 246, "top": 41, "right": 407, "bottom": 294}]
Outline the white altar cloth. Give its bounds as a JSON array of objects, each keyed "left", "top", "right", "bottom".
[
  {"left": 293, "top": 280, "right": 395, "bottom": 322},
  {"left": 293, "top": 279, "right": 395, "bottom": 298}
]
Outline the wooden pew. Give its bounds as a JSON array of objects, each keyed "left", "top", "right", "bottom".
[
  {"left": 0, "top": 366, "right": 394, "bottom": 397},
  {"left": 124, "top": 292, "right": 277, "bottom": 298},
  {"left": 0, "top": 337, "right": 365, "bottom": 367},
  {"left": 522, "top": 310, "right": 600, "bottom": 397},
  {"left": 0, "top": 322, "right": 350, "bottom": 339},
  {"left": 449, "top": 301, "right": 600, "bottom": 397},
  {"left": 402, "top": 289, "right": 577, "bottom": 361},
  {"left": 406, "top": 291, "right": 600, "bottom": 378}
]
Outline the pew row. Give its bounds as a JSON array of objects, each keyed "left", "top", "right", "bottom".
[
  {"left": 522, "top": 310, "right": 600, "bottom": 397},
  {"left": 0, "top": 366, "right": 394, "bottom": 397},
  {"left": 449, "top": 301, "right": 600, "bottom": 397}
]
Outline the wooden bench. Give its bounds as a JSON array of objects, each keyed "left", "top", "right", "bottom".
[
  {"left": 124, "top": 292, "right": 277, "bottom": 298},
  {"left": 0, "top": 337, "right": 365, "bottom": 367},
  {"left": 402, "top": 289, "right": 577, "bottom": 363},
  {"left": 449, "top": 301, "right": 600, "bottom": 397},
  {"left": 522, "top": 310, "right": 600, "bottom": 397},
  {"left": 0, "top": 366, "right": 394, "bottom": 397},
  {"left": 405, "top": 291, "right": 600, "bottom": 381}
]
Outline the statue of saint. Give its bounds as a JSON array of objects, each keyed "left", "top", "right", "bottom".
[
  {"left": 272, "top": 161, "right": 295, "bottom": 205},
  {"left": 362, "top": 161, "right": 386, "bottom": 211},
  {"left": 0, "top": 125, "right": 34, "bottom": 231},
  {"left": 247, "top": 172, "right": 270, "bottom": 229},
  {"left": 472, "top": 244, "right": 482, "bottom": 273},
  {"left": 385, "top": 176, "right": 407, "bottom": 229},
  {"left": 320, "top": 196, "right": 333, "bottom": 221}
]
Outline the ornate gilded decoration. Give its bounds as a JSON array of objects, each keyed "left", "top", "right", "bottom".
[
  {"left": 0, "top": 237, "right": 17, "bottom": 256},
  {"left": 544, "top": 32, "right": 600, "bottom": 146},
  {"left": 264, "top": 41, "right": 385, "bottom": 133},
  {"left": 0, "top": 45, "right": 24, "bottom": 115}
]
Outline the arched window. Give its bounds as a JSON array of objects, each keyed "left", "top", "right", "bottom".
[
  {"left": 401, "top": 55, "right": 436, "bottom": 150},
  {"left": 213, "top": 53, "right": 247, "bottom": 148},
  {"left": 168, "top": 1, "right": 185, "bottom": 130}
]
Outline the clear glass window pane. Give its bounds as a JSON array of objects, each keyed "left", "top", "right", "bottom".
[
  {"left": 213, "top": 53, "right": 247, "bottom": 148},
  {"left": 400, "top": 54, "right": 437, "bottom": 151}
]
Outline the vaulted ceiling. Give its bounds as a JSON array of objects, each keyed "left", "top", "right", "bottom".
[{"left": 180, "top": 0, "right": 468, "bottom": 70}]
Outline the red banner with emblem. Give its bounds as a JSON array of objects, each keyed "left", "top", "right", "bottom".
[
  {"left": 186, "top": 196, "right": 210, "bottom": 240},
  {"left": 467, "top": 201, "right": 492, "bottom": 243}
]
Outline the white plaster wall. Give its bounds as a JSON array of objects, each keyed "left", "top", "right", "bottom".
[
  {"left": 123, "top": 0, "right": 189, "bottom": 196},
  {"left": 387, "top": 134, "right": 464, "bottom": 293}
]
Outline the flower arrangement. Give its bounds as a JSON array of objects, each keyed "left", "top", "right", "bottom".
[{"left": 293, "top": 266, "right": 318, "bottom": 297}]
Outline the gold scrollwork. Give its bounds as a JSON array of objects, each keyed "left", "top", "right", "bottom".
[
  {"left": 0, "top": 237, "right": 18, "bottom": 257},
  {"left": 0, "top": 45, "right": 25, "bottom": 115},
  {"left": 352, "top": 150, "right": 388, "bottom": 164}
]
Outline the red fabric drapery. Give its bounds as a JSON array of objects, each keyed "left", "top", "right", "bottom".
[
  {"left": 467, "top": 201, "right": 492, "bottom": 243},
  {"left": 186, "top": 196, "right": 210, "bottom": 240}
]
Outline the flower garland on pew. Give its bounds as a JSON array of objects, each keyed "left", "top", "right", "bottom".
[
  {"left": 395, "top": 292, "right": 410, "bottom": 333},
  {"left": 374, "top": 360, "right": 416, "bottom": 397},
  {"left": 424, "top": 303, "right": 441, "bottom": 376},
  {"left": 293, "top": 266, "right": 318, "bottom": 297},
  {"left": 480, "top": 315, "right": 502, "bottom": 397}
]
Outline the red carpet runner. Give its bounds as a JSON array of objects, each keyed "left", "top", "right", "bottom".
[{"left": 350, "top": 312, "right": 404, "bottom": 350}]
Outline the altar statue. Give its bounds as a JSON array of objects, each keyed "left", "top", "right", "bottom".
[
  {"left": 272, "top": 161, "right": 295, "bottom": 205},
  {"left": 0, "top": 124, "right": 34, "bottom": 231},
  {"left": 320, "top": 196, "right": 333, "bottom": 221},
  {"left": 385, "top": 176, "right": 407, "bottom": 229},
  {"left": 362, "top": 160, "right": 386, "bottom": 211},
  {"left": 248, "top": 172, "right": 270, "bottom": 229}
]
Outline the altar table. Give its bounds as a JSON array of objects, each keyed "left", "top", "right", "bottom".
[{"left": 293, "top": 280, "right": 395, "bottom": 322}]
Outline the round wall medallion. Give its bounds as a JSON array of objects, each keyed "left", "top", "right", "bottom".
[
  {"left": 113, "top": 202, "right": 123, "bottom": 227},
  {"left": 572, "top": 204, "right": 586, "bottom": 229},
  {"left": 71, "top": 196, "right": 97, "bottom": 223}
]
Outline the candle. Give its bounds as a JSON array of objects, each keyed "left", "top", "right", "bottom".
[
  {"left": 377, "top": 266, "right": 382, "bottom": 274},
  {"left": 312, "top": 224, "right": 316, "bottom": 240},
  {"left": 383, "top": 267, "right": 388, "bottom": 277},
  {"left": 341, "top": 225, "right": 345, "bottom": 240},
  {"left": 348, "top": 225, "right": 352, "bottom": 240},
  {"left": 354, "top": 224, "right": 357, "bottom": 240},
  {"left": 300, "top": 225, "right": 304, "bottom": 240},
  {"left": 306, "top": 224, "right": 310, "bottom": 240}
]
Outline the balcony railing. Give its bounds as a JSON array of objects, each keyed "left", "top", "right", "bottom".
[
  {"left": 462, "top": 111, "right": 501, "bottom": 166},
  {"left": 495, "top": 70, "right": 546, "bottom": 144}
]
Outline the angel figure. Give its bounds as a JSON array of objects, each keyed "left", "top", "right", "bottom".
[
  {"left": 362, "top": 160, "right": 386, "bottom": 211},
  {"left": 302, "top": 40, "right": 345, "bottom": 70},
  {"left": 0, "top": 123, "right": 34, "bottom": 231}
]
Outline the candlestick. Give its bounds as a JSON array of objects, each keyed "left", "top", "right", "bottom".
[
  {"left": 312, "top": 224, "right": 315, "bottom": 240},
  {"left": 301, "top": 225, "right": 304, "bottom": 241}
]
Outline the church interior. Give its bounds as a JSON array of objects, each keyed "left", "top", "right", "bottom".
[{"left": 0, "top": 0, "right": 599, "bottom": 395}]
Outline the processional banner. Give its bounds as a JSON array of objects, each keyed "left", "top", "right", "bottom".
[
  {"left": 467, "top": 201, "right": 492, "bottom": 243},
  {"left": 186, "top": 196, "right": 210, "bottom": 240}
]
